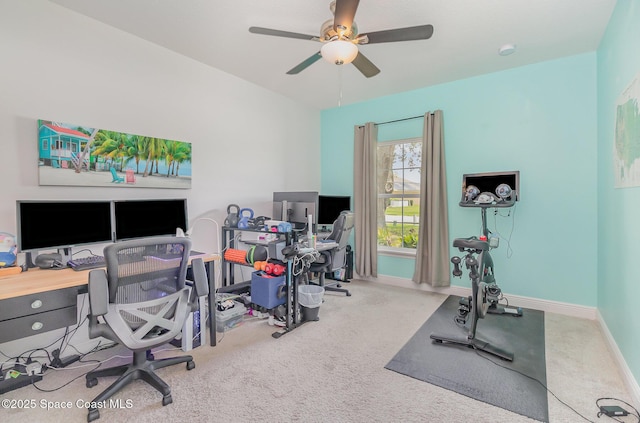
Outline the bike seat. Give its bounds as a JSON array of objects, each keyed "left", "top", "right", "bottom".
[{"left": 453, "top": 236, "right": 489, "bottom": 251}]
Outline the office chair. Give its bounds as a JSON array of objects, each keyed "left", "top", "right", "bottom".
[
  {"left": 84, "top": 237, "right": 208, "bottom": 422},
  {"left": 308, "top": 211, "right": 354, "bottom": 296}
]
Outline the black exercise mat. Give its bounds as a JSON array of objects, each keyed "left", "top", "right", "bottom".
[{"left": 385, "top": 295, "right": 548, "bottom": 422}]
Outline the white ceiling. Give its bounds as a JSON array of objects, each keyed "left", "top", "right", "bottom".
[{"left": 49, "top": 0, "right": 617, "bottom": 110}]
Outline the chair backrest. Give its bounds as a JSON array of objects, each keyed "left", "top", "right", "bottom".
[
  {"left": 101, "top": 237, "right": 193, "bottom": 350},
  {"left": 327, "top": 211, "right": 354, "bottom": 271},
  {"left": 104, "top": 237, "right": 191, "bottom": 302}
]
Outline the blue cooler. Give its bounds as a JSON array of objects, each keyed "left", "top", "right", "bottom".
[{"left": 251, "top": 271, "right": 287, "bottom": 309}]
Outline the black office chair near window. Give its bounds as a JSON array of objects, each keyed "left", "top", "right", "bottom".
[
  {"left": 84, "top": 237, "right": 208, "bottom": 422},
  {"left": 307, "top": 210, "right": 354, "bottom": 296}
]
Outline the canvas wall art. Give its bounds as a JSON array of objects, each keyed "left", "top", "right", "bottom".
[
  {"left": 38, "top": 119, "right": 192, "bottom": 189},
  {"left": 613, "top": 72, "right": 640, "bottom": 188}
]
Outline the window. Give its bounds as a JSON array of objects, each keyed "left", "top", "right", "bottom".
[{"left": 377, "top": 137, "right": 422, "bottom": 252}]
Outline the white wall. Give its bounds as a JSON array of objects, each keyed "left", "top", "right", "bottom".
[{"left": 0, "top": 1, "right": 320, "bottom": 358}]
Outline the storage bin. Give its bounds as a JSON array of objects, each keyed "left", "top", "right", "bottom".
[
  {"left": 251, "top": 271, "right": 286, "bottom": 309},
  {"left": 215, "top": 301, "right": 246, "bottom": 332}
]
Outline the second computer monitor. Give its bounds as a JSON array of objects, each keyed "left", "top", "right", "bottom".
[
  {"left": 317, "top": 195, "right": 351, "bottom": 230},
  {"left": 272, "top": 191, "right": 318, "bottom": 230},
  {"left": 114, "top": 199, "right": 188, "bottom": 241}
]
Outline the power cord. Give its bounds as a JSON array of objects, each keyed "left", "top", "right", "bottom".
[
  {"left": 491, "top": 203, "right": 516, "bottom": 258},
  {"left": 473, "top": 347, "right": 639, "bottom": 422}
]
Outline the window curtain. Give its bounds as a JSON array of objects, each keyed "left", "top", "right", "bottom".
[
  {"left": 353, "top": 122, "right": 378, "bottom": 277},
  {"left": 413, "top": 110, "right": 450, "bottom": 287}
]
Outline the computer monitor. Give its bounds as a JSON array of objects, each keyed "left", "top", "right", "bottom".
[
  {"left": 114, "top": 199, "right": 188, "bottom": 241},
  {"left": 16, "top": 200, "right": 113, "bottom": 254},
  {"left": 272, "top": 191, "right": 318, "bottom": 230},
  {"left": 317, "top": 195, "right": 351, "bottom": 230}
]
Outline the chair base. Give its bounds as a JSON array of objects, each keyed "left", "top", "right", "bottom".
[
  {"left": 85, "top": 349, "right": 195, "bottom": 421},
  {"left": 308, "top": 271, "right": 351, "bottom": 296},
  {"left": 324, "top": 285, "right": 351, "bottom": 296}
]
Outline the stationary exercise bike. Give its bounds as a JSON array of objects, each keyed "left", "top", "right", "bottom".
[
  {"left": 461, "top": 205, "right": 522, "bottom": 318},
  {"left": 430, "top": 182, "right": 520, "bottom": 361}
]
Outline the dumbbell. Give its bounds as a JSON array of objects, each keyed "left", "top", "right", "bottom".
[
  {"left": 265, "top": 263, "right": 285, "bottom": 276},
  {"left": 451, "top": 256, "right": 462, "bottom": 277}
]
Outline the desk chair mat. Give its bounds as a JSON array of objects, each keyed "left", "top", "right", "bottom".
[{"left": 385, "top": 295, "right": 548, "bottom": 422}]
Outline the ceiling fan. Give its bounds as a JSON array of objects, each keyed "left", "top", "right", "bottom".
[{"left": 249, "top": 0, "right": 434, "bottom": 78}]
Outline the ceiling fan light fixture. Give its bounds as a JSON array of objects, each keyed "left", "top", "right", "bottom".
[{"left": 321, "top": 40, "right": 358, "bottom": 65}]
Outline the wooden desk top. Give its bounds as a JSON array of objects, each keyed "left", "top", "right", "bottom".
[{"left": 0, "top": 253, "right": 219, "bottom": 300}]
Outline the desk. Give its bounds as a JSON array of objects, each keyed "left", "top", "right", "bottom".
[{"left": 0, "top": 253, "right": 220, "bottom": 347}]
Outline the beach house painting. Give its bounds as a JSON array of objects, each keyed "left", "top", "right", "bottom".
[{"left": 38, "top": 119, "right": 192, "bottom": 189}]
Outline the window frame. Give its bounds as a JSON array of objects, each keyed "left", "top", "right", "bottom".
[{"left": 376, "top": 136, "right": 422, "bottom": 257}]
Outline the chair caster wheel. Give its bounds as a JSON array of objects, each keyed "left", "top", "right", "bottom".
[
  {"left": 434, "top": 339, "right": 443, "bottom": 343},
  {"left": 346, "top": 292, "right": 352, "bottom": 297},
  {"left": 86, "top": 378, "right": 98, "bottom": 388},
  {"left": 162, "top": 394, "right": 173, "bottom": 406},
  {"left": 186, "top": 360, "right": 195, "bottom": 370},
  {"left": 88, "top": 408, "right": 100, "bottom": 422}
]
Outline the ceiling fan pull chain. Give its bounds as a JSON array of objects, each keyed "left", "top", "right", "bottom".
[{"left": 338, "top": 66, "right": 343, "bottom": 107}]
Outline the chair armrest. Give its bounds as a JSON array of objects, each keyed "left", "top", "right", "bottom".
[
  {"left": 189, "top": 258, "right": 209, "bottom": 297},
  {"left": 88, "top": 269, "right": 109, "bottom": 316}
]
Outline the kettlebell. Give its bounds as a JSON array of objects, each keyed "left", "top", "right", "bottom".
[
  {"left": 237, "top": 208, "right": 254, "bottom": 229},
  {"left": 224, "top": 204, "right": 240, "bottom": 228}
]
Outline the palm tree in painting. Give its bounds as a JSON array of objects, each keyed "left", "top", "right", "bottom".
[
  {"left": 123, "top": 134, "right": 147, "bottom": 174},
  {"left": 172, "top": 142, "right": 192, "bottom": 177},
  {"left": 142, "top": 137, "right": 166, "bottom": 177},
  {"left": 93, "top": 130, "right": 127, "bottom": 169},
  {"left": 65, "top": 126, "right": 99, "bottom": 173},
  {"left": 164, "top": 141, "right": 177, "bottom": 177},
  {"left": 164, "top": 141, "right": 191, "bottom": 177}
]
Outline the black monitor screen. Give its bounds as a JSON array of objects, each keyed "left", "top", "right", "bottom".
[
  {"left": 114, "top": 199, "right": 187, "bottom": 241},
  {"left": 17, "top": 201, "right": 113, "bottom": 252},
  {"left": 317, "top": 195, "right": 351, "bottom": 226}
]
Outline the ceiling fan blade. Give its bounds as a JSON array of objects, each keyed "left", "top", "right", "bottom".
[
  {"left": 286, "top": 52, "right": 323, "bottom": 75},
  {"left": 333, "top": 0, "right": 360, "bottom": 34},
  {"left": 352, "top": 52, "right": 380, "bottom": 78},
  {"left": 249, "top": 26, "right": 318, "bottom": 41},
  {"left": 361, "top": 24, "right": 434, "bottom": 44}
]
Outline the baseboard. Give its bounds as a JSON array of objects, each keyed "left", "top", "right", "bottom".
[
  {"left": 596, "top": 310, "right": 640, "bottom": 409},
  {"left": 364, "top": 274, "right": 597, "bottom": 319}
]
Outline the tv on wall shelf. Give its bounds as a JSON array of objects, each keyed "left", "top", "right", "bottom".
[{"left": 460, "top": 171, "right": 519, "bottom": 208}]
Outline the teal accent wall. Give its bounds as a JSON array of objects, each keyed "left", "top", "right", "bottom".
[
  {"left": 597, "top": 0, "right": 640, "bottom": 389},
  {"left": 321, "top": 53, "right": 598, "bottom": 306}
]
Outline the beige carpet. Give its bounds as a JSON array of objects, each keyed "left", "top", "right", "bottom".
[{"left": 1, "top": 280, "right": 633, "bottom": 422}]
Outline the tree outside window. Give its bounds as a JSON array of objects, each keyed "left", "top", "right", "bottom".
[{"left": 377, "top": 138, "right": 422, "bottom": 251}]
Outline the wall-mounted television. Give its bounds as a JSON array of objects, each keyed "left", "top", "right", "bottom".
[
  {"left": 114, "top": 199, "right": 188, "bottom": 241},
  {"left": 460, "top": 170, "right": 520, "bottom": 207},
  {"left": 17, "top": 200, "right": 114, "bottom": 253}
]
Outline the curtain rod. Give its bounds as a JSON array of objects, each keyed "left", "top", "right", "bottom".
[{"left": 357, "top": 113, "right": 432, "bottom": 128}]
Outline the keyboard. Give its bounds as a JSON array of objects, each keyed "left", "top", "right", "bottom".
[{"left": 68, "top": 255, "right": 106, "bottom": 271}]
